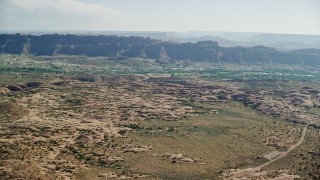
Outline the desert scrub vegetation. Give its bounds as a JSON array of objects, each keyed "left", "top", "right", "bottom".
[{"left": 0, "top": 101, "right": 29, "bottom": 122}]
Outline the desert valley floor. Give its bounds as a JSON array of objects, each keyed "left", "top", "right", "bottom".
[{"left": 1, "top": 73, "right": 319, "bottom": 179}]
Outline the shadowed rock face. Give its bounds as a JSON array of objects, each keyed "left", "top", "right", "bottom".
[
  {"left": 6, "top": 82, "right": 42, "bottom": 92},
  {"left": 7, "top": 85, "right": 24, "bottom": 91},
  {"left": 26, "top": 82, "right": 42, "bottom": 88},
  {"left": 1, "top": 34, "right": 320, "bottom": 66}
]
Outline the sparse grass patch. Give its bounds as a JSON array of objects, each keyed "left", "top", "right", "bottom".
[{"left": 118, "top": 102, "right": 301, "bottom": 179}]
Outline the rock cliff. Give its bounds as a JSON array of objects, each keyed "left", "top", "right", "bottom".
[{"left": 1, "top": 34, "right": 319, "bottom": 66}]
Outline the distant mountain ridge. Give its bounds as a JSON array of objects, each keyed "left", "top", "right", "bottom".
[{"left": 1, "top": 33, "right": 320, "bottom": 66}]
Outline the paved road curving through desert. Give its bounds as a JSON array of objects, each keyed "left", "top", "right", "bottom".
[{"left": 224, "top": 124, "right": 309, "bottom": 179}]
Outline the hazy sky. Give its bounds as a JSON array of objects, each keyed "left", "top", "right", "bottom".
[{"left": 0, "top": 0, "right": 319, "bottom": 34}]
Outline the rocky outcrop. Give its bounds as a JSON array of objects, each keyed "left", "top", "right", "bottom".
[
  {"left": 0, "top": 87, "right": 10, "bottom": 94},
  {"left": 26, "top": 82, "right": 42, "bottom": 88},
  {"left": 231, "top": 88, "right": 320, "bottom": 127},
  {"left": 5, "top": 82, "right": 42, "bottom": 92},
  {"left": 1, "top": 34, "right": 320, "bottom": 66},
  {"left": 6, "top": 85, "right": 25, "bottom": 91}
]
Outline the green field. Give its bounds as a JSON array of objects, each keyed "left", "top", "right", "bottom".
[{"left": 1, "top": 54, "right": 320, "bottom": 86}]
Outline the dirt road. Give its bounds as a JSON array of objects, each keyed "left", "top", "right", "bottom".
[{"left": 224, "top": 124, "right": 309, "bottom": 179}]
